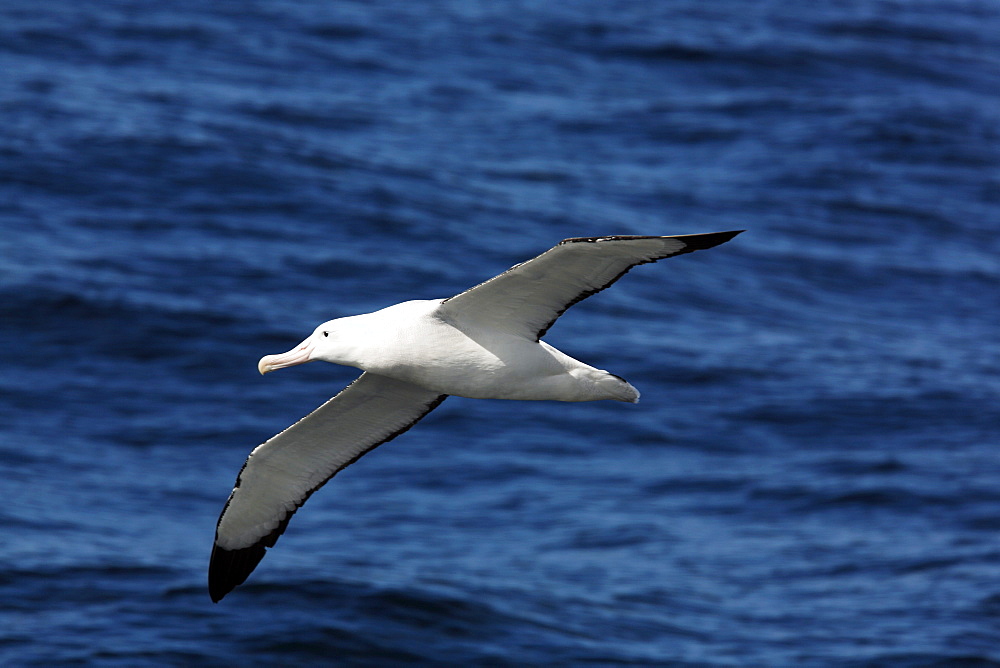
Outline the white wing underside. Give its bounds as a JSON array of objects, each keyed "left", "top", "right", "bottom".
[
  {"left": 209, "top": 373, "right": 445, "bottom": 601},
  {"left": 438, "top": 233, "right": 738, "bottom": 340}
]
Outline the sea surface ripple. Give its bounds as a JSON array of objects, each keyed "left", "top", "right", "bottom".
[{"left": 2, "top": 0, "right": 999, "bottom": 665}]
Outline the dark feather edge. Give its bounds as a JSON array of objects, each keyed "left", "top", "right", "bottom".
[
  {"left": 535, "top": 230, "right": 743, "bottom": 338},
  {"left": 440, "top": 231, "right": 743, "bottom": 340}
]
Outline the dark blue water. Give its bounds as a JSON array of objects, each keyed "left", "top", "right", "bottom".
[{"left": 3, "top": 0, "right": 1000, "bottom": 664}]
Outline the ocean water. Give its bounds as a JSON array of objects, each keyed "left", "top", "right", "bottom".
[{"left": 2, "top": 0, "right": 999, "bottom": 665}]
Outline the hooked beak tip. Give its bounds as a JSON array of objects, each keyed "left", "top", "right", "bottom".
[{"left": 257, "top": 339, "right": 313, "bottom": 376}]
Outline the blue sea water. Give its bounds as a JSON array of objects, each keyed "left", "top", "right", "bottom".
[{"left": 2, "top": 0, "right": 1000, "bottom": 664}]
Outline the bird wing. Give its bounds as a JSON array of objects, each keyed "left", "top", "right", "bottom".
[
  {"left": 437, "top": 231, "right": 742, "bottom": 341},
  {"left": 209, "top": 372, "right": 447, "bottom": 602}
]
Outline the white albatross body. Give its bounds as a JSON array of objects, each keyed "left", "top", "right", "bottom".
[
  {"left": 209, "top": 231, "right": 742, "bottom": 601},
  {"left": 281, "top": 298, "right": 640, "bottom": 403}
]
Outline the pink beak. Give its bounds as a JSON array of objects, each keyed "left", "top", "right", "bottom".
[{"left": 258, "top": 338, "right": 314, "bottom": 375}]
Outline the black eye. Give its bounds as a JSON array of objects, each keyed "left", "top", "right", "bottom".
[{"left": 323, "top": 331, "right": 329, "bottom": 337}]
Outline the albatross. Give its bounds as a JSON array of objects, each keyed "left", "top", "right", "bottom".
[{"left": 209, "top": 231, "right": 742, "bottom": 601}]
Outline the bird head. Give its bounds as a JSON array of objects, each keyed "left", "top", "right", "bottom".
[{"left": 257, "top": 320, "right": 341, "bottom": 375}]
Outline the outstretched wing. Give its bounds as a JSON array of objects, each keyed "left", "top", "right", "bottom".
[
  {"left": 209, "top": 372, "right": 447, "bottom": 602},
  {"left": 437, "top": 231, "right": 742, "bottom": 341}
]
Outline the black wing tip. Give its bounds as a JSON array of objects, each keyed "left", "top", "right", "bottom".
[
  {"left": 208, "top": 542, "right": 267, "bottom": 603},
  {"left": 560, "top": 230, "right": 744, "bottom": 248},
  {"left": 676, "top": 229, "right": 744, "bottom": 250}
]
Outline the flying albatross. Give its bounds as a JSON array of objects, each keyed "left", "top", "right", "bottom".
[{"left": 209, "top": 230, "right": 742, "bottom": 601}]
